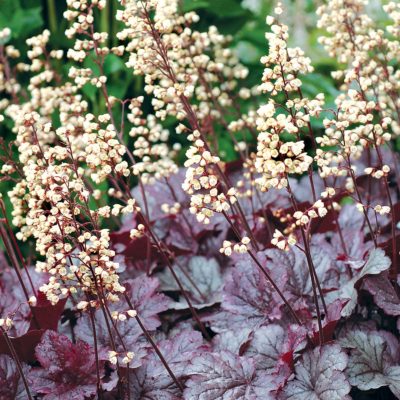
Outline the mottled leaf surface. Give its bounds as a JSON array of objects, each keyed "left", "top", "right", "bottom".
[{"left": 281, "top": 344, "right": 351, "bottom": 400}]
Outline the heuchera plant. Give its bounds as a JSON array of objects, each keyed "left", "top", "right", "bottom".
[{"left": 0, "top": 0, "right": 399, "bottom": 399}]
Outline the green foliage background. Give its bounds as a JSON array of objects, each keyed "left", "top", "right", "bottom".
[{"left": 0, "top": 0, "right": 342, "bottom": 116}]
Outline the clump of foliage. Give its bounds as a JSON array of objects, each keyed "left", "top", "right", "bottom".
[{"left": 0, "top": 0, "right": 400, "bottom": 399}]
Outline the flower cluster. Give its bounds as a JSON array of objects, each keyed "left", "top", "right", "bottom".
[
  {"left": 128, "top": 97, "right": 179, "bottom": 183},
  {"left": 117, "top": 0, "right": 249, "bottom": 126},
  {"left": 271, "top": 229, "right": 296, "bottom": 250},
  {"left": 219, "top": 236, "right": 250, "bottom": 256},
  {"left": 6, "top": 112, "right": 126, "bottom": 304},
  {"left": 317, "top": 0, "right": 400, "bottom": 136},
  {"left": 182, "top": 130, "right": 237, "bottom": 224},
  {"left": 254, "top": 6, "right": 323, "bottom": 191}
]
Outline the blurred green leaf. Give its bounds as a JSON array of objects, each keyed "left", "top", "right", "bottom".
[
  {"left": 218, "top": 15, "right": 249, "bottom": 35},
  {"left": 396, "top": 137, "right": 400, "bottom": 152},
  {"left": 236, "top": 21, "right": 267, "bottom": 47},
  {"left": 20, "top": 0, "right": 42, "bottom": 7},
  {"left": 83, "top": 52, "right": 101, "bottom": 75},
  {"left": 103, "top": 54, "right": 126, "bottom": 75},
  {"left": 108, "top": 82, "right": 128, "bottom": 99},
  {"left": 0, "top": 1, "right": 43, "bottom": 38},
  {"left": 82, "top": 83, "right": 97, "bottom": 102},
  {"left": 207, "top": 0, "right": 247, "bottom": 17},
  {"left": 218, "top": 135, "right": 236, "bottom": 161},
  {"left": 340, "top": 197, "right": 354, "bottom": 206},
  {"left": 0, "top": 0, "right": 21, "bottom": 24},
  {"left": 12, "top": 7, "right": 43, "bottom": 37},
  {"left": 183, "top": 0, "right": 209, "bottom": 11},
  {"left": 235, "top": 40, "right": 263, "bottom": 64}
]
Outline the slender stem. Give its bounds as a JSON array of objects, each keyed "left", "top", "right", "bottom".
[
  {"left": 221, "top": 210, "right": 302, "bottom": 326},
  {"left": 87, "top": 303, "right": 102, "bottom": 398},
  {"left": 1, "top": 328, "right": 33, "bottom": 400},
  {"left": 285, "top": 182, "right": 326, "bottom": 344},
  {"left": 0, "top": 223, "right": 40, "bottom": 329},
  {"left": 139, "top": 215, "right": 211, "bottom": 339},
  {"left": 368, "top": 129, "right": 397, "bottom": 277},
  {"left": 99, "top": 3, "right": 110, "bottom": 45},
  {"left": 46, "top": 0, "right": 57, "bottom": 34},
  {"left": 124, "top": 294, "right": 184, "bottom": 392},
  {"left": 346, "top": 155, "right": 378, "bottom": 247},
  {"left": 0, "top": 201, "right": 37, "bottom": 296}
]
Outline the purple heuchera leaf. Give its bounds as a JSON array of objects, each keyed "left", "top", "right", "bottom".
[
  {"left": 211, "top": 324, "right": 306, "bottom": 390},
  {"left": 153, "top": 214, "right": 197, "bottom": 254},
  {"left": 332, "top": 228, "right": 369, "bottom": 266},
  {"left": 340, "top": 329, "right": 400, "bottom": 398},
  {"left": 338, "top": 204, "right": 364, "bottom": 232},
  {"left": 0, "top": 354, "right": 30, "bottom": 400},
  {"left": 130, "top": 168, "right": 228, "bottom": 255},
  {"left": 29, "top": 330, "right": 102, "bottom": 400},
  {"left": 75, "top": 310, "right": 148, "bottom": 367},
  {"left": 363, "top": 274, "right": 400, "bottom": 316},
  {"left": 129, "top": 168, "right": 229, "bottom": 257},
  {"left": 280, "top": 343, "right": 351, "bottom": 400},
  {"left": 153, "top": 209, "right": 228, "bottom": 255},
  {"left": 228, "top": 170, "right": 289, "bottom": 216},
  {"left": 184, "top": 350, "right": 282, "bottom": 400},
  {"left": 129, "top": 329, "right": 204, "bottom": 399},
  {"left": 292, "top": 175, "right": 325, "bottom": 204},
  {"left": 213, "top": 251, "right": 287, "bottom": 331},
  {"left": 0, "top": 266, "right": 48, "bottom": 337},
  {"left": 0, "top": 279, "right": 23, "bottom": 336},
  {"left": 75, "top": 275, "right": 168, "bottom": 366},
  {"left": 245, "top": 325, "right": 307, "bottom": 373},
  {"left": 2, "top": 265, "right": 48, "bottom": 303},
  {"left": 339, "top": 248, "right": 391, "bottom": 316},
  {"left": 307, "top": 299, "right": 346, "bottom": 345},
  {"left": 158, "top": 256, "right": 223, "bottom": 309},
  {"left": 123, "top": 276, "right": 171, "bottom": 331},
  {"left": 265, "top": 246, "right": 333, "bottom": 311},
  {"left": 212, "top": 328, "right": 252, "bottom": 355},
  {"left": 359, "top": 248, "right": 393, "bottom": 275}
]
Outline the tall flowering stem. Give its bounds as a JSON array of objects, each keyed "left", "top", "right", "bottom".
[
  {"left": 254, "top": 4, "right": 329, "bottom": 342},
  {"left": 317, "top": 0, "right": 400, "bottom": 275}
]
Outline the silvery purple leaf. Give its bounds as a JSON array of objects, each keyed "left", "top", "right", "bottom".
[
  {"left": 158, "top": 256, "right": 223, "bottom": 308},
  {"left": 339, "top": 248, "right": 391, "bottom": 316},
  {"left": 75, "top": 275, "right": 169, "bottom": 366},
  {"left": 265, "top": 246, "right": 333, "bottom": 311},
  {"left": 131, "top": 169, "right": 187, "bottom": 221},
  {"left": 29, "top": 331, "right": 102, "bottom": 400},
  {"left": 184, "top": 351, "right": 280, "bottom": 400},
  {"left": 123, "top": 276, "right": 171, "bottom": 330},
  {"left": 363, "top": 274, "right": 400, "bottom": 316},
  {"left": 340, "top": 329, "right": 400, "bottom": 397},
  {"left": 129, "top": 329, "right": 204, "bottom": 399},
  {"left": 212, "top": 328, "right": 252, "bottom": 355},
  {"left": 280, "top": 344, "right": 351, "bottom": 400},
  {"left": 0, "top": 354, "right": 30, "bottom": 400},
  {"left": 245, "top": 324, "right": 307, "bottom": 372},
  {"left": 219, "top": 251, "right": 287, "bottom": 330}
]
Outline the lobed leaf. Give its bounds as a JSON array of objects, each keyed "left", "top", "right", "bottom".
[
  {"left": 129, "top": 329, "right": 204, "bottom": 399},
  {"left": 341, "top": 329, "right": 400, "bottom": 397},
  {"left": 0, "top": 354, "right": 30, "bottom": 400},
  {"left": 184, "top": 351, "right": 281, "bottom": 400},
  {"left": 29, "top": 330, "right": 103, "bottom": 400},
  {"left": 280, "top": 344, "right": 351, "bottom": 400}
]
